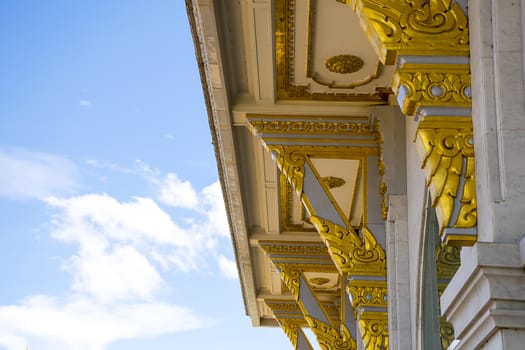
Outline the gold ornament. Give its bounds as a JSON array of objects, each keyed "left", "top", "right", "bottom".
[
  {"left": 322, "top": 176, "right": 346, "bottom": 189},
  {"left": 309, "top": 277, "right": 331, "bottom": 286},
  {"left": 325, "top": 55, "right": 365, "bottom": 74}
]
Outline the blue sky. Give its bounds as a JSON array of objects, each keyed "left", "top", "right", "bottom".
[{"left": 0, "top": 2, "right": 291, "bottom": 349}]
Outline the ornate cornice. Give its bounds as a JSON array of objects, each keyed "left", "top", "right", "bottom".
[{"left": 338, "top": 0, "right": 469, "bottom": 63}]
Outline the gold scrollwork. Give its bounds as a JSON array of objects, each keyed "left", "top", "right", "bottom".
[
  {"left": 358, "top": 313, "right": 389, "bottom": 350},
  {"left": 305, "top": 315, "right": 357, "bottom": 350},
  {"left": 435, "top": 242, "right": 460, "bottom": 279},
  {"left": 416, "top": 117, "right": 477, "bottom": 236},
  {"left": 440, "top": 317, "right": 455, "bottom": 350},
  {"left": 310, "top": 216, "right": 386, "bottom": 275},
  {"left": 393, "top": 64, "right": 471, "bottom": 117},
  {"left": 325, "top": 54, "right": 364, "bottom": 74},
  {"left": 340, "top": 0, "right": 469, "bottom": 63}
]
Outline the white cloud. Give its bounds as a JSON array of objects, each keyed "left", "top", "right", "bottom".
[
  {"left": 0, "top": 156, "right": 234, "bottom": 349},
  {"left": 158, "top": 173, "right": 199, "bottom": 209},
  {"left": 199, "top": 181, "right": 229, "bottom": 238},
  {"left": 45, "top": 194, "right": 190, "bottom": 247},
  {"left": 69, "top": 245, "right": 163, "bottom": 302},
  {"left": 0, "top": 296, "right": 210, "bottom": 350},
  {"left": 218, "top": 255, "right": 238, "bottom": 280},
  {"left": 79, "top": 100, "right": 92, "bottom": 107},
  {"left": 0, "top": 148, "right": 80, "bottom": 200},
  {"left": 43, "top": 194, "right": 203, "bottom": 299},
  {"left": 0, "top": 334, "right": 26, "bottom": 350}
]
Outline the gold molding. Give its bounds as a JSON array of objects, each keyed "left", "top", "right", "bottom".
[
  {"left": 339, "top": 0, "right": 469, "bottom": 63},
  {"left": 416, "top": 117, "right": 477, "bottom": 244},
  {"left": 248, "top": 119, "right": 375, "bottom": 136},
  {"left": 377, "top": 121, "right": 388, "bottom": 220},
  {"left": 260, "top": 243, "right": 329, "bottom": 257},
  {"left": 275, "top": 0, "right": 390, "bottom": 102}
]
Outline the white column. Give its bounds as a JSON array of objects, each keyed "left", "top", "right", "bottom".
[
  {"left": 386, "top": 195, "right": 413, "bottom": 350},
  {"left": 470, "top": 0, "right": 525, "bottom": 243},
  {"left": 441, "top": 1, "right": 525, "bottom": 348}
]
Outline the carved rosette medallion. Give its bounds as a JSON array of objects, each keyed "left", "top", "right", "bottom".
[{"left": 325, "top": 55, "right": 364, "bottom": 74}]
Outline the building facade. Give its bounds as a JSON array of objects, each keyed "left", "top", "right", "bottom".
[{"left": 187, "top": 1, "right": 525, "bottom": 349}]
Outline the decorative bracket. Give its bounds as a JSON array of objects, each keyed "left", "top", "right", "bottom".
[
  {"left": 416, "top": 117, "right": 477, "bottom": 245},
  {"left": 338, "top": 0, "right": 469, "bottom": 63}
]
